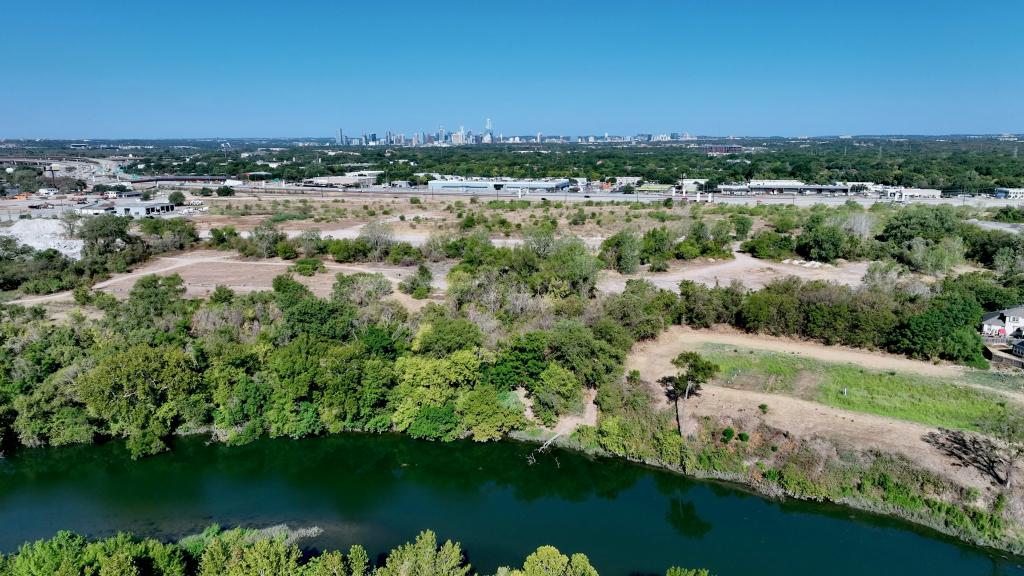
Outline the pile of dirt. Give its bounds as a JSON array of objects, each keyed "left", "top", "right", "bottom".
[{"left": 4, "top": 218, "right": 83, "bottom": 259}]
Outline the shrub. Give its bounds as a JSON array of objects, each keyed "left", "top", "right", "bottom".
[
  {"left": 289, "top": 258, "right": 325, "bottom": 276},
  {"left": 741, "top": 231, "right": 795, "bottom": 260},
  {"left": 721, "top": 427, "right": 735, "bottom": 443},
  {"left": 275, "top": 240, "right": 298, "bottom": 260},
  {"left": 399, "top": 265, "right": 433, "bottom": 299},
  {"left": 599, "top": 230, "right": 641, "bottom": 274}
]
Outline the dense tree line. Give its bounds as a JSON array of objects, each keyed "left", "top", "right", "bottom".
[
  {"left": 0, "top": 526, "right": 714, "bottom": 576},
  {"left": 2, "top": 217, "right": 1013, "bottom": 460},
  {"left": 114, "top": 137, "right": 1024, "bottom": 190},
  {"left": 734, "top": 202, "right": 1024, "bottom": 279}
]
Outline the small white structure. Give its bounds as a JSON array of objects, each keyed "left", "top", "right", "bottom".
[
  {"left": 884, "top": 187, "right": 942, "bottom": 200},
  {"left": 679, "top": 179, "right": 708, "bottom": 194},
  {"left": 77, "top": 202, "right": 115, "bottom": 216},
  {"left": 116, "top": 201, "right": 175, "bottom": 217},
  {"left": 614, "top": 176, "right": 643, "bottom": 187},
  {"left": 37, "top": 187, "right": 59, "bottom": 197}
]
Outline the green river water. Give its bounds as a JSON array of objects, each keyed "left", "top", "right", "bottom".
[{"left": 0, "top": 434, "right": 1021, "bottom": 575}]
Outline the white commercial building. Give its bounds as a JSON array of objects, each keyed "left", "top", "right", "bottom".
[
  {"left": 748, "top": 180, "right": 806, "bottom": 194},
  {"left": 427, "top": 179, "right": 570, "bottom": 192},
  {"left": 883, "top": 187, "right": 942, "bottom": 200},
  {"left": 115, "top": 201, "right": 175, "bottom": 217}
]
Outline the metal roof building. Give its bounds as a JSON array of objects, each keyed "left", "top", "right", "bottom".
[{"left": 428, "top": 179, "right": 570, "bottom": 191}]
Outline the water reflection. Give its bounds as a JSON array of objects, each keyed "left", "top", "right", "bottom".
[{"left": 0, "top": 434, "right": 1021, "bottom": 576}]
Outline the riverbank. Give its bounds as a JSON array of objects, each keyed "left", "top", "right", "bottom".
[
  {"left": 516, "top": 412, "right": 1023, "bottom": 557},
  {"left": 0, "top": 434, "right": 1020, "bottom": 576}
]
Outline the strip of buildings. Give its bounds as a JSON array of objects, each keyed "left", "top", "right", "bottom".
[
  {"left": 715, "top": 180, "right": 942, "bottom": 198},
  {"left": 427, "top": 178, "right": 571, "bottom": 192}
]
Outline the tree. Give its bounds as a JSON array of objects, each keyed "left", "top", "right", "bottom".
[
  {"left": 741, "top": 231, "right": 794, "bottom": 260},
  {"left": 515, "top": 546, "right": 597, "bottom": 576},
  {"left": 730, "top": 214, "right": 753, "bottom": 240},
  {"left": 373, "top": 531, "right": 468, "bottom": 576},
  {"left": 79, "top": 215, "right": 135, "bottom": 259},
  {"left": 640, "top": 227, "right": 672, "bottom": 264},
  {"left": 414, "top": 316, "right": 482, "bottom": 357},
  {"left": 666, "top": 352, "right": 719, "bottom": 436},
  {"left": 531, "top": 363, "right": 582, "bottom": 427},
  {"left": 599, "top": 230, "right": 640, "bottom": 274},
  {"left": 979, "top": 402, "right": 1024, "bottom": 487},
  {"left": 456, "top": 385, "right": 525, "bottom": 441},
  {"left": 250, "top": 221, "right": 285, "bottom": 258},
  {"left": 76, "top": 345, "right": 203, "bottom": 457},
  {"left": 59, "top": 212, "right": 84, "bottom": 238},
  {"left": 358, "top": 221, "right": 394, "bottom": 261},
  {"left": 665, "top": 568, "right": 710, "bottom": 576},
  {"left": 796, "top": 224, "right": 852, "bottom": 263},
  {"left": 399, "top": 264, "right": 433, "bottom": 299},
  {"left": 168, "top": 191, "right": 186, "bottom": 206}
]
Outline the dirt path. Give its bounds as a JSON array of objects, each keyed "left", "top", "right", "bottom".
[
  {"left": 627, "top": 326, "right": 1002, "bottom": 489},
  {"left": 553, "top": 389, "right": 599, "bottom": 435}
]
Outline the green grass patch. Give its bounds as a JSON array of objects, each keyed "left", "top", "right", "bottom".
[
  {"left": 697, "top": 343, "right": 1008, "bottom": 432},
  {"left": 700, "top": 344, "right": 812, "bottom": 393},
  {"left": 268, "top": 212, "right": 312, "bottom": 223},
  {"left": 818, "top": 365, "right": 1005, "bottom": 432},
  {"left": 962, "top": 370, "right": 1024, "bottom": 393}
]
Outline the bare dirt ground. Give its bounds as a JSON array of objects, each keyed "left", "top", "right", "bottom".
[
  {"left": 626, "top": 325, "right": 998, "bottom": 490},
  {"left": 515, "top": 387, "right": 598, "bottom": 436},
  {"left": 14, "top": 250, "right": 451, "bottom": 308},
  {"left": 599, "top": 253, "right": 870, "bottom": 292},
  {"left": 553, "top": 388, "right": 599, "bottom": 436}
]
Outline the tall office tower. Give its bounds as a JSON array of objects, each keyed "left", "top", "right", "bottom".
[
  {"left": 536, "top": 132, "right": 542, "bottom": 143},
  {"left": 336, "top": 128, "right": 344, "bottom": 145}
]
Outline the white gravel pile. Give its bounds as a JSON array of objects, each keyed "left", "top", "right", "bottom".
[{"left": 4, "top": 218, "right": 84, "bottom": 259}]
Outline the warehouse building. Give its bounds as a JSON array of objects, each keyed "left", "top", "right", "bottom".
[{"left": 427, "top": 179, "right": 570, "bottom": 192}]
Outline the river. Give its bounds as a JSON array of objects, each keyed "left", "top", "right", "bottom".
[{"left": 0, "top": 434, "right": 1021, "bottom": 575}]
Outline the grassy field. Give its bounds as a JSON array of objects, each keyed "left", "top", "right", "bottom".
[{"left": 699, "top": 344, "right": 1011, "bottom": 432}]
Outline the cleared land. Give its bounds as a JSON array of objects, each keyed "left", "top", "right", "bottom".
[
  {"left": 598, "top": 252, "right": 869, "bottom": 292},
  {"left": 627, "top": 325, "right": 1024, "bottom": 490},
  {"left": 14, "top": 250, "right": 451, "bottom": 310}
]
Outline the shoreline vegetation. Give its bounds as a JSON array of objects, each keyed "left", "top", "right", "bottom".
[
  {"left": 0, "top": 524, "right": 714, "bottom": 576},
  {"left": 1, "top": 200, "right": 1024, "bottom": 559},
  {"left": 526, "top": 422, "right": 1018, "bottom": 557}
]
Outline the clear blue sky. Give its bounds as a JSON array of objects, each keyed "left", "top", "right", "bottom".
[{"left": 2, "top": 0, "right": 1021, "bottom": 138}]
